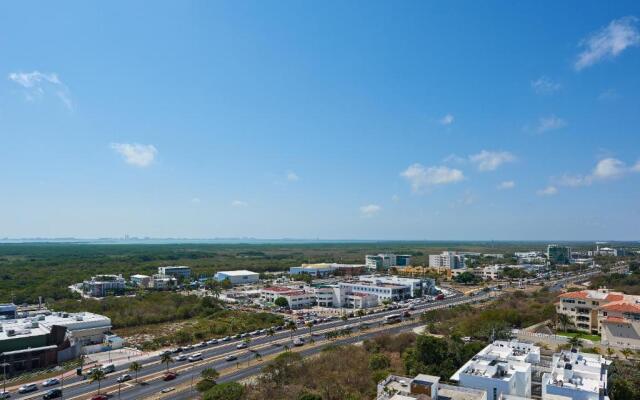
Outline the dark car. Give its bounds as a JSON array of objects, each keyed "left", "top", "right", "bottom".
[
  {"left": 163, "top": 372, "right": 177, "bottom": 381},
  {"left": 43, "top": 389, "right": 62, "bottom": 399}
]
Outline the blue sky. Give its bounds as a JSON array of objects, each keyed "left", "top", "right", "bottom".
[{"left": 1, "top": 1, "right": 640, "bottom": 240}]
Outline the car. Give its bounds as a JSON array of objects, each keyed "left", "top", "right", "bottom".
[
  {"left": 197, "top": 342, "right": 207, "bottom": 348},
  {"left": 222, "top": 336, "right": 231, "bottom": 341},
  {"left": 160, "top": 387, "right": 176, "bottom": 394},
  {"left": 240, "top": 333, "right": 248, "bottom": 338},
  {"left": 91, "top": 395, "right": 108, "bottom": 400},
  {"left": 188, "top": 353, "right": 203, "bottom": 362},
  {"left": 18, "top": 384, "right": 38, "bottom": 394},
  {"left": 250, "top": 330, "right": 259, "bottom": 335},
  {"left": 163, "top": 372, "right": 177, "bottom": 381},
  {"left": 42, "top": 378, "right": 60, "bottom": 387},
  {"left": 42, "top": 389, "right": 62, "bottom": 399},
  {"left": 206, "top": 339, "right": 218, "bottom": 345},
  {"left": 0, "top": 391, "right": 10, "bottom": 399},
  {"left": 116, "top": 374, "right": 132, "bottom": 383},
  {"left": 225, "top": 355, "right": 237, "bottom": 361},
  {"left": 175, "top": 354, "right": 187, "bottom": 361},
  {"left": 233, "top": 334, "right": 241, "bottom": 339},
  {"left": 236, "top": 343, "right": 247, "bottom": 349},
  {"left": 293, "top": 337, "right": 305, "bottom": 347}
]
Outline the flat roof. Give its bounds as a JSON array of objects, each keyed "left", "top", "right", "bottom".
[
  {"left": 0, "top": 311, "right": 111, "bottom": 341},
  {"left": 216, "top": 270, "right": 259, "bottom": 276}
]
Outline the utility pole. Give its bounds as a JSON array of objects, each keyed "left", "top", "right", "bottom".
[{"left": 1, "top": 361, "right": 8, "bottom": 396}]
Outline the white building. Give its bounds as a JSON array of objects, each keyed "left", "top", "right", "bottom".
[
  {"left": 150, "top": 274, "right": 177, "bottom": 290},
  {"left": 429, "top": 251, "right": 466, "bottom": 269},
  {"left": 260, "top": 287, "right": 315, "bottom": 309},
  {"left": 289, "top": 263, "right": 364, "bottom": 277},
  {"left": 130, "top": 274, "right": 150, "bottom": 288},
  {"left": 358, "top": 275, "right": 435, "bottom": 297},
  {"left": 366, "top": 254, "right": 412, "bottom": 270},
  {"left": 214, "top": 270, "right": 260, "bottom": 285},
  {"left": 339, "top": 281, "right": 411, "bottom": 305},
  {"left": 158, "top": 266, "right": 191, "bottom": 279},
  {"left": 82, "top": 275, "right": 126, "bottom": 297},
  {"left": 514, "top": 251, "right": 546, "bottom": 264},
  {"left": 451, "top": 340, "right": 540, "bottom": 400},
  {"left": 377, "top": 374, "right": 487, "bottom": 400},
  {"left": 542, "top": 349, "right": 610, "bottom": 400}
]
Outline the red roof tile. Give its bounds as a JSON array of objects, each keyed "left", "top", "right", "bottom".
[
  {"left": 558, "top": 291, "right": 590, "bottom": 299},
  {"left": 601, "top": 302, "right": 640, "bottom": 313},
  {"left": 605, "top": 293, "right": 624, "bottom": 301},
  {"left": 603, "top": 316, "right": 630, "bottom": 324}
]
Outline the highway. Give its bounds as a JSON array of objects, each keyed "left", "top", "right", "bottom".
[{"left": 8, "top": 268, "right": 607, "bottom": 400}]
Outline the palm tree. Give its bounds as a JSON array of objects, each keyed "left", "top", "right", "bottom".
[
  {"left": 606, "top": 347, "right": 615, "bottom": 358},
  {"left": 88, "top": 368, "right": 106, "bottom": 395},
  {"left": 160, "top": 352, "right": 174, "bottom": 372},
  {"left": 305, "top": 321, "right": 314, "bottom": 338},
  {"left": 201, "top": 368, "right": 219, "bottom": 384},
  {"left": 620, "top": 348, "right": 632, "bottom": 360},
  {"left": 286, "top": 321, "right": 297, "bottom": 340},
  {"left": 267, "top": 328, "right": 275, "bottom": 339},
  {"left": 357, "top": 309, "right": 365, "bottom": 321},
  {"left": 128, "top": 361, "right": 142, "bottom": 383},
  {"left": 283, "top": 344, "right": 290, "bottom": 352},
  {"left": 568, "top": 334, "right": 582, "bottom": 349},
  {"left": 254, "top": 352, "right": 262, "bottom": 362},
  {"left": 557, "top": 314, "right": 571, "bottom": 331},
  {"left": 341, "top": 314, "right": 348, "bottom": 322},
  {"left": 243, "top": 337, "right": 251, "bottom": 350},
  {"left": 208, "top": 280, "right": 221, "bottom": 298}
]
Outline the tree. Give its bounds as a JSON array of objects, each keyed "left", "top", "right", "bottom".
[
  {"left": 201, "top": 367, "right": 219, "bottom": 383},
  {"left": 556, "top": 313, "right": 572, "bottom": 331},
  {"left": 620, "top": 348, "right": 632, "bottom": 360},
  {"left": 88, "top": 368, "right": 106, "bottom": 395},
  {"left": 203, "top": 382, "right": 244, "bottom": 400},
  {"left": 267, "top": 328, "right": 275, "bottom": 338},
  {"left": 568, "top": 334, "right": 582, "bottom": 349},
  {"left": 286, "top": 320, "right": 297, "bottom": 340},
  {"left": 274, "top": 297, "right": 289, "bottom": 308},
  {"left": 454, "top": 272, "right": 479, "bottom": 285},
  {"left": 341, "top": 314, "right": 348, "bottom": 322},
  {"left": 357, "top": 309, "right": 366, "bottom": 321},
  {"left": 368, "top": 353, "right": 391, "bottom": 371},
  {"left": 607, "top": 347, "right": 615, "bottom": 358},
  {"left": 305, "top": 321, "right": 314, "bottom": 337},
  {"left": 160, "top": 352, "right": 174, "bottom": 372},
  {"left": 128, "top": 361, "right": 142, "bottom": 383}
]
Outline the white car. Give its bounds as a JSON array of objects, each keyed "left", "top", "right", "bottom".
[
  {"left": 187, "top": 353, "right": 203, "bottom": 362},
  {"left": 206, "top": 339, "right": 218, "bottom": 345},
  {"left": 175, "top": 354, "right": 188, "bottom": 361},
  {"left": 0, "top": 391, "right": 10, "bottom": 399},
  {"left": 236, "top": 343, "right": 247, "bottom": 349},
  {"left": 18, "top": 384, "right": 38, "bottom": 394},
  {"left": 42, "top": 378, "right": 60, "bottom": 387}
]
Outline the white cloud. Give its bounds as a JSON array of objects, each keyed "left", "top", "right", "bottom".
[
  {"left": 110, "top": 143, "right": 158, "bottom": 167},
  {"left": 497, "top": 181, "right": 515, "bottom": 190},
  {"left": 400, "top": 164, "right": 464, "bottom": 191},
  {"left": 537, "top": 186, "right": 558, "bottom": 196},
  {"left": 391, "top": 194, "right": 400, "bottom": 202},
  {"left": 598, "top": 89, "right": 619, "bottom": 101},
  {"left": 469, "top": 150, "right": 516, "bottom": 172},
  {"left": 531, "top": 76, "right": 561, "bottom": 94},
  {"left": 632, "top": 160, "right": 640, "bottom": 172},
  {"left": 439, "top": 113, "right": 454, "bottom": 125},
  {"left": 575, "top": 16, "right": 640, "bottom": 71},
  {"left": 360, "top": 204, "right": 381, "bottom": 217},
  {"left": 554, "top": 174, "right": 590, "bottom": 187},
  {"left": 537, "top": 115, "right": 567, "bottom": 133},
  {"left": 191, "top": 197, "right": 201, "bottom": 204},
  {"left": 8, "top": 71, "right": 73, "bottom": 110},
  {"left": 286, "top": 171, "right": 299, "bottom": 182},
  {"left": 591, "top": 157, "right": 626, "bottom": 180},
  {"left": 231, "top": 200, "right": 248, "bottom": 207}
]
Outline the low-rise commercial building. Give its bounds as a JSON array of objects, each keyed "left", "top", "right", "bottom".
[
  {"left": 366, "top": 254, "right": 412, "bottom": 271},
  {"left": 289, "top": 263, "right": 365, "bottom": 277},
  {"left": 260, "top": 287, "right": 315, "bottom": 309},
  {"left": 357, "top": 275, "right": 435, "bottom": 297},
  {"left": 214, "top": 270, "right": 260, "bottom": 285},
  {"left": 451, "top": 340, "right": 540, "bottom": 400},
  {"left": 429, "top": 251, "right": 466, "bottom": 269},
  {"left": 150, "top": 274, "right": 177, "bottom": 290},
  {"left": 542, "top": 349, "right": 610, "bottom": 400},
  {"left": 82, "top": 274, "right": 126, "bottom": 297},
  {"left": 158, "top": 266, "right": 191, "bottom": 279},
  {"left": 130, "top": 274, "right": 151, "bottom": 288},
  {"left": 377, "top": 374, "right": 487, "bottom": 400},
  {"left": 0, "top": 303, "right": 17, "bottom": 320},
  {"left": 547, "top": 245, "right": 571, "bottom": 265},
  {"left": 0, "top": 310, "right": 112, "bottom": 375}
]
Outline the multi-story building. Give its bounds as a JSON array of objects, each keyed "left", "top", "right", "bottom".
[
  {"left": 289, "top": 263, "right": 364, "bottom": 277},
  {"left": 542, "top": 349, "right": 610, "bottom": 400},
  {"left": 357, "top": 275, "right": 435, "bottom": 297},
  {"left": 365, "top": 254, "right": 412, "bottom": 271},
  {"left": 514, "top": 251, "right": 546, "bottom": 264},
  {"left": 130, "top": 274, "right": 151, "bottom": 288},
  {"left": 150, "top": 274, "right": 177, "bottom": 290},
  {"left": 451, "top": 340, "right": 540, "bottom": 400},
  {"left": 429, "top": 251, "right": 466, "bottom": 269},
  {"left": 260, "top": 287, "right": 315, "bottom": 309},
  {"left": 82, "top": 274, "right": 126, "bottom": 297},
  {"left": 0, "top": 310, "right": 112, "bottom": 375},
  {"left": 556, "top": 288, "right": 640, "bottom": 348},
  {"left": 214, "top": 270, "right": 259, "bottom": 285},
  {"left": 377, "top": 374, "right": 487, "bottom": 400},
  {"left": 547, "top": 245, "right": 571, "bottom": 265},
  {"left": 157, "top": 266, "right": 191, "bottom": 279},
  {"left": 339, "top": 281, "right": 411, "bottom": 304}
]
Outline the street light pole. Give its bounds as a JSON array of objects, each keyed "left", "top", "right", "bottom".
[{"left": 1, "top": 360, "right": 9, "bottom": 396}]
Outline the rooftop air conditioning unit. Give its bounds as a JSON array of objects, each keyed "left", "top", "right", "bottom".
[{"left": 6, "top": 329, "right": 15, "bottom": 336}]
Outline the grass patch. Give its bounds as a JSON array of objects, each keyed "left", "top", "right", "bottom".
[{"left": 556, "top": 331, "right": 601, "bottom": 342}]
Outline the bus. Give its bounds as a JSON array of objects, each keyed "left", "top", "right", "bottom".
[{"left": 384, "top": 314, "right": 402, "bottom": 324}]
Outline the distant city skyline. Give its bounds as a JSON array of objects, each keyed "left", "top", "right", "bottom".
[{"left": 1, "top": 1, "right": 640, "bottom": 240}]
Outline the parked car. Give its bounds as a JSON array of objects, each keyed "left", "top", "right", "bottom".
[
  {"left": 42, "top": 378, "right": 60, "bottom": 387},
  {"left": 188, "top": 353, "right": 203, "bottom": 362},
  {"left": 18, "top": 384, "right": 38, "bottom": 394},
  {"left": 0, "top": 391, "right": 10, "bottom": 399},
  {"left": 163, "top": 372, "right": 177, "bottom": 381},
  {"left": 225, "top": 355, "right": 237, "bottom": 362},
  {"left": 175, "top": 355, "right": 188, "bottom": 361},
  {"left": 42, "top": 389, "right": 62, "bottom": 399},
  {"left": 117, "top": 374, "right": 132, "bottom": 383}
]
